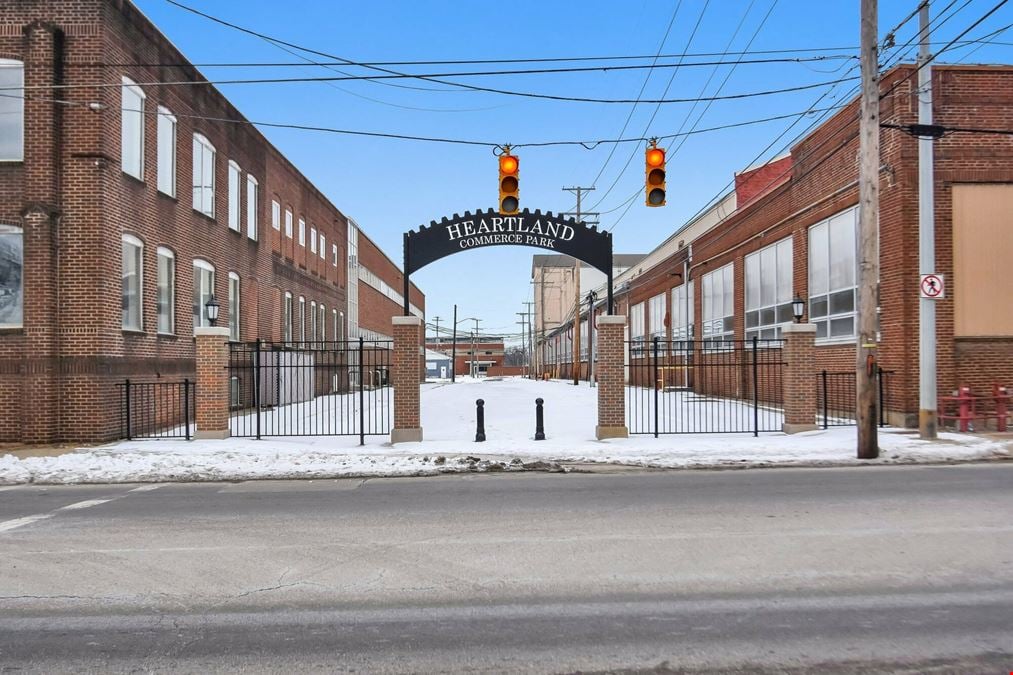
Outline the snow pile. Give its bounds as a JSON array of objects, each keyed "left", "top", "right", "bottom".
[{"left": 0, "top": 377, "right": 1007, "bottom": 485}]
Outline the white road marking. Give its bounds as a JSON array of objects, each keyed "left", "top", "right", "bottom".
[
  {"left": 129, "top": 484, "right": 163, "bottom": 492},
  {"left": 58, "top": 499, "right": 114, "bottom": 511},
  {"left": 0, "top": 514, "right": 53, "bottom": 533}
]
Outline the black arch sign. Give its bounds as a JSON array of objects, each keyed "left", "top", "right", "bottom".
[{"left": 402, "top": 208, "right": 613, "bottom": 315}]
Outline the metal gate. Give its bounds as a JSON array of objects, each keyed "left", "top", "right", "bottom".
[
  {"left": 228, "top": 338, "right": 392, "bottom": 442},
  {"left": 626, "top": 336, "right": 785, "bottom": 436}
]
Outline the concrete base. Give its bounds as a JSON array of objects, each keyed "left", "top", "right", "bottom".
[
  {"left": 194, "top": 430, "right": 230, "bottom": 440},
  {"left": 782, "top": 423, "right": 819, "bottom": 435},
  {"left": 391, "top": 427, "right": 423, "bottom": 444},
  {"left": 596, "top": 425, "right": 629, "bottom": 440}
]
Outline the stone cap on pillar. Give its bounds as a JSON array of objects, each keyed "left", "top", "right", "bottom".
[
  {"left": 392, "top": 316, "right": 423, "bottom": 326},
  {"left": 194, "top": 326, "right": 231, "bottom": 337},
  {"left": 597, "top": 315, "right": 626, "bottom": 325},
  {"left": 781, "top": 322, "right": 817, "bottom": 334}
]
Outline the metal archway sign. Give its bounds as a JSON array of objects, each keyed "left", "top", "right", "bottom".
[{"left": 403, "top": 208, "right": 613, "bottom": 315}]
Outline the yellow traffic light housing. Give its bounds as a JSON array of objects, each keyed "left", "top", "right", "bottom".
[
  {"left": 645, "top": 144, "right": 666, "bottom": 207},
  {"left": 499, "top": 152, "right": 520, "bottom": 214}
]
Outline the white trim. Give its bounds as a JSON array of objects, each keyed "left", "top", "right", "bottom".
[
  {"left": 193, "top": 258, "right": 215, "bottom": 272},
  {"left": 0, "top": 59, "right": 24, "bottom": 162},
  {"left": 156, "top": 246, "right": 175, "bottom": 335},
  {"left": 192, "top": 133, "right": 216, "bottom": 217},
  {"left": 156, "top": 105, "right": 176, "bottom": 196},
  {"left": 121, "top": 234, "right": 144, "bottom": 331},
  {"left": 246, "top": 174, "right": 258, "bottom": 241},
  {"left": 227, "top": 160, "right": 242, "bottom": 232},
  {"left": 271, "top": 199, "right": 281, "bottom": 231},
  {"left": 120, "top": 76, "right": 145, "bottom": 180}
]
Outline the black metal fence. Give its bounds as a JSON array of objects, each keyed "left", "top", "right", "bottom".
[
  {"left": 228, "top": 338, "right": 392, "bottom": 442},
  {"left": 118, "top": 379, "right": 195, "bottom": 440},
  {"left": 817, "top": 368, "right": 893, "bottom": 428},
  {"left": 627, "top": 336, "right": 785, "bottom": 436}
]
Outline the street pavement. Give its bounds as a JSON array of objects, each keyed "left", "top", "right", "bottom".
[{"left": 1, "top": 463, "right": 1012, "bottom": 673}]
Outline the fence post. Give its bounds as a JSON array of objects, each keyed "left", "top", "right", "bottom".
[
  {"left": 254, "top": 339, "right": 262, "bottom": 441},
  {"left": 821, "top": 370, "right": 829, "bottom": 429},
  {"left": 475, "top": 399, "right": 486, "bottom": 442},
  {"left": 184, "top": 378, "right": 191, "bottom": 441},
  {"left": 125, "top": 379, "right": 132, "bottom": 440},
  {"left": 358, "top": 336, "right": 365, "bottom": 446},
  {"left": 781, "top": 323, "right": 818, "bottom": 434},
  {"left": 193, "top": 327, "right": 232, "bottom": 439},
  {"left": 390, "top": 316, "right": 423, "bottom": 443},
  {"left": 595, "top": 316, "right": 629, "bottom": 440},
  {"left": 535, "top": 397, "right": 546, "bottom": 440},
  {"left": 752, "top": 335, "right": 759, "bottom": 438},
  {"left": 652, "top": 336, "right": 660, "bottom": 438},
  {"left": 877, "top": 366, "right": 885, "bottom": 428}
]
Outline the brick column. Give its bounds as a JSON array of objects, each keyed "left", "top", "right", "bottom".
[
  {"left": 391, "top": 316, "right": 423, "bottom": 443},
  {"left": 596, "top": 315, "right": 629, "bottom": 440},
  {"left": 194, "top": 327, "right": 231, "bottom": 439},
  {"left": 782, "top": 322, "right": 818, "bottom": 434}
]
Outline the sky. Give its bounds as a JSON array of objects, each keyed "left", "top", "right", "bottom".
[{"left": 131, "top": 0, "right": 1012, "bottom": 343}]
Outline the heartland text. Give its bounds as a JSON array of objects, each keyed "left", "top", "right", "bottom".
[{"left": 446, "top": 217, "right": 575, "bottom": 250}]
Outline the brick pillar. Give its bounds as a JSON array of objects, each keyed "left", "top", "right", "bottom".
[
  {"left": 391, "top": 316, "right": 423, "bottom": 443},
  {"left": 596, "top": 315, "right": 629, "bottom": 440},
  {"left": 194, "top": 327, "right": 231, "bottom": 439},
  {"left": 782, "top": 322, "right": 818, "bottom": 434}
]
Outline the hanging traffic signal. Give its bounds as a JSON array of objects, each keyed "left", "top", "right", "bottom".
[
  {"left": 499, "top": 152, "right": 520, "bottom": 214},
  {"left": 645, "top": 144, "right": 666, "bottom": 207}
]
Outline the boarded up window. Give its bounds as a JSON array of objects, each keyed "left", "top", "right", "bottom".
[{"left": 953, "top": 184, "right": 1013, "bottom": 336}]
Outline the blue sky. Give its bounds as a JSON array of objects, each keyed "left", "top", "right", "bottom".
[{"left": 132, "top": 0, "right": 1011, "bottom": 341}]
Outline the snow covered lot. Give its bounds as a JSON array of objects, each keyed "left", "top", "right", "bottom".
[{"left": 1, "top": 377, "right": 1009, "bottom": 484}]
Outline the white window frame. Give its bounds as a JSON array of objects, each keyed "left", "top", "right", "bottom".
[
  {"left": 298, "top": 296, "right": 306, "bottom": 341},
  {"left": 0, "top": 223, "right": 24, "bottom": 328},
  {"left": 299, "top": 218, "right": 306, "bottom": 247},
  {"left": 283, "top": 291, "right": 293, "bottom": 342},
  {"left": 156, "top": 106, "right": 176, "bottom": 196},
  {"left": 702, "top": 263, "right": 734, "bottom": 346},
  {"left": 228, "top": 160, "right": 242, "bottom": 232},
  {"left": 745, "top": 237, "right": 794, "bottom": 341},
  {"left": 671, "top": 280, "right": 694, "bottom": 344},
  {"left": 808, "top": 206, "right": 858, "bottom": 343},
  {"left": 310, "top": 300, "right": 317, "bottom": 341},
  {"left": 156, "top": 246, "right": 175, "bottom": 335},
  {"left": 0, "top": 59, "right": 24, "bottom": 162},
  {"left": 285, "top": 209, "right": 293, "bottom": 238},
  {"left": 332, "top": 309, "right": 339, "bottom": 343},
  {"left": 319, "top": 304, "right": 326, "bottom": 341},
  {"left": 228, "top": 272, "right": 240, "bottom": 342},
  {"left": 120, "top": 77, "right": 145, "bottom": 180},
  {"left": 310, "top": 226, "right": 317, "bottom": 253},
  {"left": 648, "top": 292, "right": 666, "bottom": 339},
  {"left": 192, "top": 133, "right": 216, "bottom": 217},
  {"left": 319, "top": 233, "right": 325, "bottom": 259},
  {"left": 246, "top": 175, "right": 258, "bottom": 241},
  {"left": 192, "top": 258, "right": 216, "bottom": 329},
  {"left": 271, "top": 199, "right": 281, "bottom": 231},
  {"left": 332, "top": 243, "right": 338, "bottom": 267},
  {"left": 121, "top": 233, "right": 144, "bottom": 331}
]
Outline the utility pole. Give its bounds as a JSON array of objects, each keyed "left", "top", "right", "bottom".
[
  {"left": 516, "top": 311, "right": 529, "bottom": 378},
  {"left": 523, "top": 301, "right": 535, "bottom": 379},
  {"left": 918, "top": 1, "right": 937, "bottom": 439},
  {"left": 562, "top": 186, "right": 597, "bottom": 386},
  {"left": 432, "top": 316, "right": 441, "bottom": 345},
  {"left": 471, "top": 318, "right": 482, "bottom": 378},
  {"left": 857, "top": 0, "right": 880, "bottom": 459},
  {"left": 451, "top": 304, "right": 457, "bottom": 383}
]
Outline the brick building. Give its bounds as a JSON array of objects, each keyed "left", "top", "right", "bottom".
[
  {"left": 540, "top": 64, "right": 1013, "bottom": 427},
  {"left": 427, "top": 335, "right": 506, "bottom": 377},
  {"left": 0, "top": 0, "right": 423, "bottom": 443}
]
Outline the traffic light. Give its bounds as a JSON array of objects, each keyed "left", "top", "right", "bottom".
[
  {"left": 645, "top": 144, "right": 666, "bottom": 207},
  {"left": 499, "top": 152, "right": 519, "bottom": 214}
]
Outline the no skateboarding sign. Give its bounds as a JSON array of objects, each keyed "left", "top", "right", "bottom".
[{"left": 920, "top": 274, "right": 945, "bottom": 299}]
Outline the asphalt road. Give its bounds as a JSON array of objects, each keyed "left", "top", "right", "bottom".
[{"left": 1, "top": 463, "right": 1012, "bottom": 673}]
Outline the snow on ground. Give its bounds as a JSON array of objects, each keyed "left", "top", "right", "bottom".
[{"left": 1, "top": 377, "right": 1009, "bottom": 484}]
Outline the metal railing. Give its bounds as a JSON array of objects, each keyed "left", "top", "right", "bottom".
[
  {"left": 627, "top": 336, "right": 785, "bottom": 436},
  {"left": 228, "top": 338, "right": 392, "bottom": 443},
  {"left": 817, "top": 368, "right": 893, "bottom": 428},
  {"left": 118, "top": 379, "right": 194, "bottom": 440}
]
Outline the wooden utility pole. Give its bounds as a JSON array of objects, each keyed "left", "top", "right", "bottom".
[
  {"left": 562, "top": 186, "right": 596, "bottom": 386},
  {"left": 857, "top": 0, "right": 880, "bottom": 458}
]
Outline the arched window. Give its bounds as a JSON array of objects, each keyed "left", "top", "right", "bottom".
[
  {"left": 228, "top": 272, "right": 240, "bottom": 342},
  {"left": 192, "top": 133, "right": 216, "bottom": 217},
  {"left": 0, "top": 224, "right": 24, "bottom": 327},
  {"left": 120, "top": 77, "right": 145, "bottom": 179},
  {"left": 192, "top": 259, "right": 216, "bottom": 328},
  {"left": 121, "top": 234, "right": 144, "bottom": 330}
]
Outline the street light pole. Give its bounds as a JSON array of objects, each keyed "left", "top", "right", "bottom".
[{"left": 918, "top": 1, "right": 938, "bottom": 439}]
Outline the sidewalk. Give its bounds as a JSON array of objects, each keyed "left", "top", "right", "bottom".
[{"left": 1, "top": 378, "right": 1009, "bottom": 485}]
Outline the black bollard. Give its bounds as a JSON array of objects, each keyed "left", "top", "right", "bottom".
[
  {"left": 475, "top": 398, "right": 486, "bottom": 442},
  {"left": 534, "top": 397, "right": 545, "bottom": 441}
]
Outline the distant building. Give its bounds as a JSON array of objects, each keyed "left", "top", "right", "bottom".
[
  {"left": 424, "top": 349, "right": 453, "bottom": 380},
  {"left": 427, "top": 336, "right": 505, "bottom": 377}
]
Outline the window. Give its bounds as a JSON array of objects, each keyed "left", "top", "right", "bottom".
[
  {"left": 228, "top": 161, "right": 241, "bottom": 231},
  {"left": 332, "top": 309, "right": 339, "bottom": 343},
  {"left": 702, "top": 263, "right": 734, "bottom": 345},
  {"left": 630, "top": 302, "right": 645, "bottom": 342},
  {"left": 272, "top": 200, "right": 281, "bottom": 231},
  {"left": 283, "top": 292, "right": 293, "bottom": 342},
  {"left": 298, "top": 296, "right": 306, "bottom": 341},
  {"left": 671, "top": 280, "right": 694, "bottom": 343},
  {"left": 809, "top": 206, "right": 857, "bottom": 341},
  {"left": 310, "top": 300, "right": 317, "bottom": 341},
  {"left": 156, "top": 106, "right": 176, "bottom": 196},
  {"left": 0, "top": 224, "right": 24, "bottom": 327},
  {"left": 230, "top": 376, "right": 240, "bottom": 408},
  {"left": 121, "top": 234, "right": 143, "bottom": 330},
  {"left": 192, "top": 134, "right": 216, "bottom": 217},
  {"left": 319, "top": 304, "right": 326, "bottom": 341},
  {"left": 648, "top": 293, "right": 666, "bottom": 339},
  {"left": 310, "top": 226, "right": 317, "bottom": 253},
  {"left": 120, "top": 77, "right": 145, "bottom": 180},
  {"left": 228, "top": 272, "right": 240, "bottom": 342},
  {"left": 332, "top": 243, "right": 338, "bottom": 267},
  {"left": 285, "top": 209, "right": 293, "bottom": 238},
  {"left": 156, "top": 247, "right": 175, "bottom": 334},
  {"left": 246, "top": 175, "right": 258, "bottom": 241},
  {"left": 319, "top": 234, "right": 325, "bottom": 259},
  {"left": 746, "top": 237, "right": 794, "bottom": 340},
  {"left": 192, "top": 259, "right": 215, "bottom": 328},
  {"left": 298, "top": 218, "right": 306, "bottom": 247},
  {"left": 0, "top": 60, "right": 24, "bottom": 161}
]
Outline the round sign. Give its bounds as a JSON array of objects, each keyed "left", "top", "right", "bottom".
[{"left": 920, "top": 274, "right": 944, "bottom": 298}]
